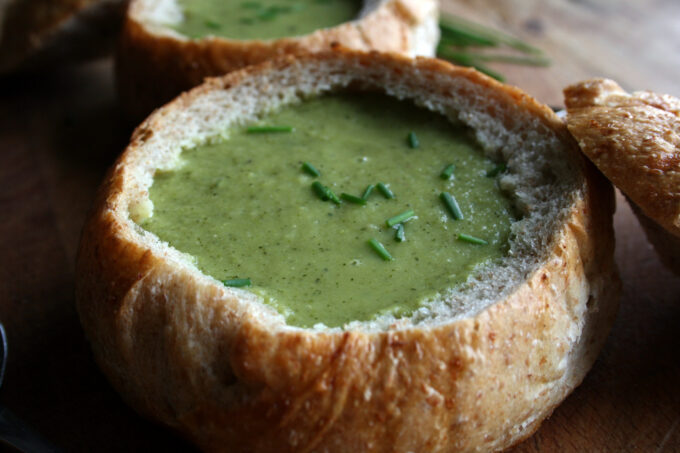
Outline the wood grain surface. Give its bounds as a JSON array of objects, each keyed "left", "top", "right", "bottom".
[{"left": 1, "top": 0, "right": 679, "bottom": 451}]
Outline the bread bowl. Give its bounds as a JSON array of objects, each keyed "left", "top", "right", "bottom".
[
  {"left": 0, "top": 0, "right": 126, "bottom": 73},
  {"left": 116, "top": 0, "right": 439, "bottom": 120},
  {"left": 564, "top": 79, "right": 680, "bottom": 275},
  {"left": 77, "top": 49, "right": 620, "bottom": 452}
]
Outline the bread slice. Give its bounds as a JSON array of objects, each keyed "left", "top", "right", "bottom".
[
  {"left": 116, "top": 0, "right": 439, "bottom": 120},
  {"left": 77, "top": 49, "right": 619, "bottom": 452},
  {"left": 564, "top": 79, "right": 680, "bottom": 275},
  {"left": 0, "top": 0, "right": 126, "bottom": 73}
]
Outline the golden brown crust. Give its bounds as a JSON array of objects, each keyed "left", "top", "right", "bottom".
[
  {"left": 0, "top": 0, "right": 126, "bottom": 73},
  {"left": 564, "top": 78, "right": 680, "bottom": 274},
  {"left": 78, "top": 50, "right": 619, "bottom": 452},
  {"left": 116, "top": 0, "right": 439, "bottom": 121},
  {"left": 564, "top": 79, "right": 680, "bottom": 236}
]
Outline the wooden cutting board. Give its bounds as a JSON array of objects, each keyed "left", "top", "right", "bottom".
[{"left": 1, "top": 0, "right": 678, "bottom": 451}]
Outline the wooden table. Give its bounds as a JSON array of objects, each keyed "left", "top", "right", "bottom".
[{"left": 1, "top": 0, "right": 679, "bottom": 451}]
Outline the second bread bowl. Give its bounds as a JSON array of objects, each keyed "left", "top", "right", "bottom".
[
  {"left": 78, "top": 49, "right": 620, "bottom": 452},
  {"left": 117, "top": 0, "right": 439, "bottom": 120}
]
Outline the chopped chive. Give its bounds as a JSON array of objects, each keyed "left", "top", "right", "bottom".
[
  {"left": 440, "top": 163, "right": 456, "bottom": 180},
  {"left": 457, "top": 233, "right": 488, "bottom": 245},
  {"left": 486, "top": 163, "right": 507, "bottom": 177},
  {"left": 368, "top": 238, "right": 393, "bottom": 261},
  {"left": 395, "top": 224, "right": 406, "bottom": 242},
  {"left": 377, "top": 182, "right": 395, "bottom": 199},
  {"left": 326, "top": 188, "right": 341, "bottom": 205},
  {"left": 223, "top": 278, "right": 252, "bottom": 287},
  {"left": 361, "top": 184, "right": 375, "bottom": 200},
  {"left": 301, "top": 161, "right": 320, "bottom": 177},
  {"left": 240, "top": 1, "right": 261, "bottom": 8},
  {"left": 340, "top": 193, "right": 366, "bottom": 205},
  {"left": 312, "top": 181, "right": 340, "bottom": 204},
  {"left": 204, "top": 20, "right": 221, "bottom": 30},
  {"left": 440, "top": 192, "right": 464, "bottom": 220},
  {"left": 407, "top": 131, "right": 419, "bottom": 149},
  {"left": 312, "top": 181, "right": 329, "bottom": 201},
  {"left": 246, "top": 125, "right": 293, "bottom": 133},
  {"left": 386, "top": 209, "right": 415, "bottom": 227}
]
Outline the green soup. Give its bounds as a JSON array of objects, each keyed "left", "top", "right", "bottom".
[
  {"left": 171, "top": 0, "right": 361, "bottom": 40},
  {"left": 140, "top": 93, "right": 517, "bottom": 327}
]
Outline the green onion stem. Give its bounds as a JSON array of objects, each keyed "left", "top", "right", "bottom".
[
  {"left": 386, "top": 209, "right": 415, "bottom": 228},
  {"left": 312, "top": 181, "right": 340, "bottom": 204},
  {"left": 437, "top": 46, "right": 506, "bottom": 81},
  {"left": 440, "top": 192, "right": 464, "bottom": 220},
  {"left": 340, "top": 193, "right": 367, "bottom": 205},
  {"left": 368, "top": 238, "right": 393, "bottom": 261},
  {"left": 395, "top": 224, "right": 406, "bottom": 242},
  {"left": 377, "top": 182, "right": 395, "bottom": 199},
  {"left": 246, "top": 125, "right": 294, "bottom": 133},
  {"left": 361, "top": 184, "right": 375, "bottom": 200},
  {"left": 457, "top": 233, "right": 488, "bottom": 245},
  {"left": 407, "top": 131, "right": 420, "bottom": 149},
  {"left": 440, "top": 15, "right": 544, "bottom": 55},
  {"left": 486, "top": 162, "right": 507, "bottom": 177},
  {"left": 223, "top": 278, "right": 252, "bottom": 287},
  {"left": 440, "top": 163, "right": 456, "bottom": 180},
  {"left": 301, "top": 161, "right": 320, "bottom": 177}
]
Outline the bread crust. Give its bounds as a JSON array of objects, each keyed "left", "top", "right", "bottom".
[
  {"left": 78, "top": 50, "right": 619, "bottom": 452},
  {"left": 0, "top": 0, "right": 126, "bottom": 73},
  {"left": 565, "top": 78, "right": 680, "bottom": 274},
  {"left": 116, "top": 0, "right": 439, "bottom": 120}
]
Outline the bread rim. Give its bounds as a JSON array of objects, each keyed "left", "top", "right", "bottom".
[
  {"left": 564, "top": 78, "right": 680, "bottom": 275},
  {"left": 0, "top": 0, "right": 126, "bottom": 73},
  {"left": 77, "top": 49, "right": 620, "bottom": 452},
  {"left": 116, "top": 0, "right": 439, "bottom": 120}
]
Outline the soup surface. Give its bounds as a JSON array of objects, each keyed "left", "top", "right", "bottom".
[
  {"left": 140, "top": 93, "right": 517, "bottom": 327},
  {"left": 171, "top": 0, "right": 361, "bottom": 40}
]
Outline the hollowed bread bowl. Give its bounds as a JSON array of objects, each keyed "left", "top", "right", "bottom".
[
  {"left": 77, "top": 49, "right": 620, "bottom": 452},
  {"left": 117, "top": 0, "right": 439, "bottom": 119}
]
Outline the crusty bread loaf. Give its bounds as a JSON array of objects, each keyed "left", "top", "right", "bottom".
[
  {"left": 116, "top": 0, "right": 439, "bottom": 120},
  {"left": 0, "top": 0, "right": 126, "bottom": 73},
  {"left": 564, "top": 78, "right": 680, "bottom": 275},
  {"left": 77, "top": 49, "right": 619, "bottom": 452}
]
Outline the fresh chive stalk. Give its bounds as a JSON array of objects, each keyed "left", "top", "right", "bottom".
[
  {"left": 440, "top": 15, "right": 544, "bottom": 55},
  {"left": 386, "top": 209, "right": 415, "bottom": 228},
  {"left": 440, "top": 192, "right": 464, "bottom": 220},
  {"left": 368, "top": 238, "right": 393, "bottom": 261},
  {"left": 312, "top": 181, "right": 341, "bottom": 204},
  {"left": 407, "top": 131, "right": 420, "bottom": 149},
  {"left": 246, "top": 125, "right": 293, "bottom": 133},
  {"left": 223, "top": 278, "right": 252, "bottom": 287},
  {"left": 301, "top": 161, "right": 320, "bottom": 177},
  {"left": 437, "top": 45, "right": 506, "bottom": 81},
  {"left": 460, "top": 52, "right": 551, "bottom": 66},
  {"left": 457, "top": 233, "right": 488, "bottom": 245},
  {"left": 361, "top": 184, "right": 375, "bottom": 200},
  {"left": 377, "top": 182, "right": 395, "bottom": 199},
  {"left": 486, "top": 163, "right": 507, "bottom": 177},
  {"left": 439, "top": 21, "right": 497, "bottom": 47},
  {"left": 340, "top": 192, "right": 367, "bottom": 205},
  {"left": 395, "top": 224, "right": 406, "bottom": 242},
  {"left": 440, "top": 163, "right": 456, "bottom": 180}
]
